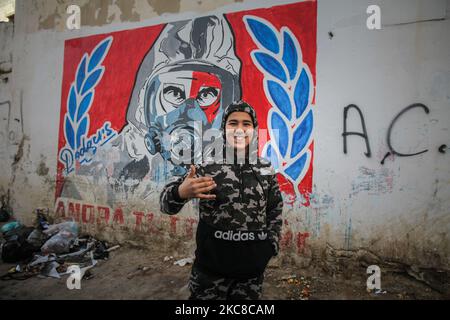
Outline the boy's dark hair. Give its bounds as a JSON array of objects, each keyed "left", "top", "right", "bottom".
[{"left": 222, "top": 101, "right": 258, "bottom": 128}]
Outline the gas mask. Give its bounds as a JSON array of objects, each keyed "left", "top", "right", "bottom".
[{"left": 143, "top": 69, "right": 223, "bottom": 176}]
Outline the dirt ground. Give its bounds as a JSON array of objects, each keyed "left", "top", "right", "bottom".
[{"left": 0, "top": 245, "right": 448, "bottom": 300}]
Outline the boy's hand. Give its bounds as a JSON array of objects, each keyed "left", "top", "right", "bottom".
[{"left": 178, "top": 165, "right": 217, "bottom": 200}]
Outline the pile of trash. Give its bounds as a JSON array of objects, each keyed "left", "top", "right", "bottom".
[{"left": 0, "top": 208, "right": 119, "bottom": 281}]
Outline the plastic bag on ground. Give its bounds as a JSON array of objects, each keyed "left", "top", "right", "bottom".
[
  {"left": 1, "top": 221, "right": 21, "bottom": 234},
  {"left": 43, "top": 221, "right": 78, "bottom": 238},
  {"left": 1, "top": 226, "right": 36, "bottom": 263},
  {"left": 26, "top": 229, "right": 48, "bottom": 248},
  {"left": 41, "top": 230, "right": 77, "bottom": 254}
]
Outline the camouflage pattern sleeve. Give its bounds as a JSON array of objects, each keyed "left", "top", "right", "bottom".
[
  {"left": 160, "top": 165, "right": 201, "bottom": 214},
  {"left": 266, "top": 172, "right": 283, "bottom": 256}
]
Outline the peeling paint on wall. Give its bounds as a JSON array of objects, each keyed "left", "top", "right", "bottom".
[
  {"left": 147, "top": 0, "right": 180, "bottom": 15},
  {"left": 36, "top": 155, "right": 49, "bottom": 176},
  {"left": 28, "top": 0, "right": 244, "bottom": 32},
  {"left": 350, "top": 166, "right": 394, "bottom": 197}
]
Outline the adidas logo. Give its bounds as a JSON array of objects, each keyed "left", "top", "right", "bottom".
[
  {"left": 214, "top": 230, "right": 255, "bottom": 241},
  {"left": 257, "top": 231, "right": 267, "bottom": 240},
  {"left": 213, "top": 230, "right": 268, "bottom": 241}
]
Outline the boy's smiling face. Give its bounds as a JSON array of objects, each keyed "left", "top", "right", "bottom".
[{"left": 225, "top": 111, "right": 254, "bottom": 151}]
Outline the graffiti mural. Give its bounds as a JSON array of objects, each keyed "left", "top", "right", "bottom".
[{"left": 56, "top": 1, "right": 317, "bottom": 214}]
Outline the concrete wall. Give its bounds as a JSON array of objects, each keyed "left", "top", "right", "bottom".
[
  {"left": 3, "top": 0, "right": 450, "bottom": 271},
  {"left": 0, "top": 21, "right": 14, "bottom": 202}
]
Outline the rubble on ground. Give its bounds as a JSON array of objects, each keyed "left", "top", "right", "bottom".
[
  {"left": 278, "top": 274, "right": 311, "bottom": 300},
  {"left": 0, "top": 208, "right": 119, "bottom": 282}
]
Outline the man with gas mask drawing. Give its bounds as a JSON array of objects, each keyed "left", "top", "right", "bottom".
[
  {"left": 124, "top": 14, "right": 242, "bottom": 181},
  {"left": 60, "top": 15, "right": 242, "bottom": 204}
]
